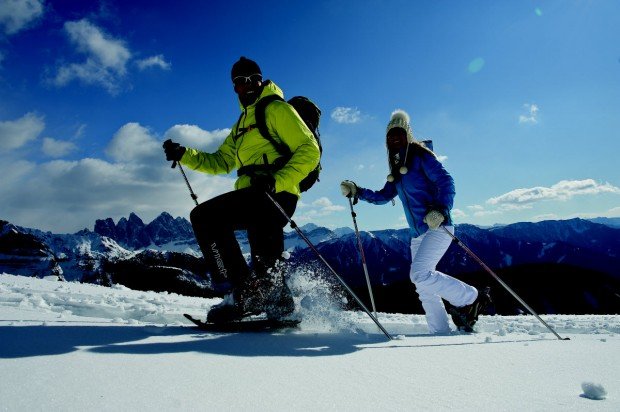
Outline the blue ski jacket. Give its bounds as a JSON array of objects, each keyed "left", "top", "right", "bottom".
[{"left": 358, "top": 143, "right": 455, "bottom": 238}]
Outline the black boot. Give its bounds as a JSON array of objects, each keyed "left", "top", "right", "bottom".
[
  {"left": 253, "top": 258, "right": 295, "bottom": 320},
  {"left": 207, "top": 259, "right": 296, "bottom": 323},
  {"left": 206, "top": 275, "right": 267, "bottom": 323},
  {"left": 206, "top": 293, "right": 245, "bottom": 323},
  {"left": 448, "top": 287, "right": 492, "bottom": 332},
  {"left": 265, "top": 274, "right": 295, "bottom": 320}
]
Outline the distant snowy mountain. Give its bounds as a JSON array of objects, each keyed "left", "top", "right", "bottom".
[
  {"left": 94, "top": 212, "right": 197, "bottom": 253},
  {"left": 490, "top": 218, "right": 620, "bottom": 257},
  {"left": 1, "top": 214, "right": 619, "bottom": 315},
  {"left": 0, "top": 220, "right": 61, "bottom": 279},
  {"left": 588, "top": 216, "right": 620, "bottom": 228},
  {"left": 91, "top": 214, "right": 341, "bottom": 256},
  {"left": 285, "top": 224, "right": 341, "bottom": 252}
]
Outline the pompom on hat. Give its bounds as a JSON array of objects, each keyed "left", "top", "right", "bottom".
[
  {"left": 231, "top": 56, "right": 262, "bottom": 81},
  {"left": 386, "top": 109, "right": 414, "bottom": 143}
]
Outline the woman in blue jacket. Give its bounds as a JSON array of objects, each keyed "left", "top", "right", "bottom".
[{"left": 340, "top": 110, "right": 490, "bottom": 334}]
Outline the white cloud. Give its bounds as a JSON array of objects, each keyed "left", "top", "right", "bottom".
[
  {"left": 52, "top": 60, "right": 118, "bottom": 92},
  {"left": 497, "top": 203, "right": 534, "bottom": 211},
  {"left": 466, "top": 204, "right": 505, "bottom": 217},
  {"left": 74, "top": 124, "right": 87, "bottom": 139},
  {"left": 136, "top": 54, "right": 171, "bottom": 71},
  {"left": 487, "top": 179, "right": 620, "bottom": 206},
  {"left": 65, "top": 19, "right": 131, "bottom": 71},
  {"left": 451, "top": 208, "right": 466, "bottom": 219},
  {"left": 0, "top": 158, "right": 35, "bottom": 192},
  {"left": 105, "top": 122, "right": 160, "bottom": 163},
  {"left": 50, "top": 19, "right": 132, "bottom": 93},
  {"left": 519, "top": 103, "right": 539, "bottom": 124},
  {"left": 0, "top": 123, "right": 236, "bottom": 232},
  {"left": 48, "top": 19, "right": 171, "bottom": 94},
  {"left": 312, "top": 197, "right": 346, "bottom": 212},
  {"left": 331, "top": 107, "right": 362, "bottom": 124},
  {"left": 0, "top": 0, "right": 44, "bottom": 35},
  {"left": 532, "top": 213, "right": 558, "bottom": 221},
  {"left": 395, "top": 214, "right": 408, "bottom": 228},
  {"left": 607, "top": 206, "right": 620, "bottom": 217},
  {"left": 0, "top": 112, "right": 44, "bottom": 151},
  {"left": 472, "top": 208, "right": 502, "bottom": 217},
  {"left": 294, "top": 197, "right": 346, "bottom": 223},
  {"left": 42, "top": 137, "right": 77, "bottom": 158},
  {"left": 163, "top": 125, "right": 229, "bottom": 153}
]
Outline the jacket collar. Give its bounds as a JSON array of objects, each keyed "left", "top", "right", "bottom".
[{"left": 237, "top": 80, "right": 284, "bottom": 111}]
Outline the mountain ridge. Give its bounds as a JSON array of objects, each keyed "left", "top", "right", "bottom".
[{"left": 2, "top": 214, "right": 618, "bottom": 314}]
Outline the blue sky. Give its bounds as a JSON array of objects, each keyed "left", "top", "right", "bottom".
[{"left": 1, "top": 0, "right": 619, "bottom": 233}]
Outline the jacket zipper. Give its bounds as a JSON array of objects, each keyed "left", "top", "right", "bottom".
[{"left": 236, "top": 108, "right": 248, "bottom": 166}]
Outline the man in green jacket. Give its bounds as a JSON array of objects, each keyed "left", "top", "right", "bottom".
[{"left": 163, "top": 57, "right": 320, "bottom": 323}]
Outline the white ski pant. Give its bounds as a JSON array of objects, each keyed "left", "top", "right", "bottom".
[{"left": 409, "top": 226, "right": 478, "bottom": 334}]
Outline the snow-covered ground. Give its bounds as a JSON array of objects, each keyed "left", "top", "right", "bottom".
[{"left": 1, "top": 273, "right": 618, "bottom": 411}]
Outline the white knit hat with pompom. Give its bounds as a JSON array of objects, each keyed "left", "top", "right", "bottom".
[{"left": 386, "top": 109, "right": 414, "bottom": 143}]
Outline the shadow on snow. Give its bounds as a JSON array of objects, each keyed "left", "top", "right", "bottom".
[
  {"left": 0, "top": 325, "right": 386, "bottom": 359},
  {"left": 0, "top": 323, "right": 553, "bottom": 360}
]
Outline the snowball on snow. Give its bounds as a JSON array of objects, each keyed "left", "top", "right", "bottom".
[{"left": 581, "top": 382, "right": 607, "bottom": 400}]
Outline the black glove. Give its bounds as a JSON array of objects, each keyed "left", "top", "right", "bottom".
[
  {"left": 251, "top": 174, "right": 276, "bottom": 194},
  {"left": 163, "top": 139, "right": 186, "bottom": 162}
]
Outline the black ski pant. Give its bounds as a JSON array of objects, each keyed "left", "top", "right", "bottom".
[{"left": 189, "top": 187, "right": 297, "bottom": 287}]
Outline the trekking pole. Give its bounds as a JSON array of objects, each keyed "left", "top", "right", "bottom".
[
  {"left": 442, "top": 226, "right": 569, "bottom": 341},
  {"left": 348, "top": 198, "right": 378, "bottom": 318},
  {"left": 172, "top": 161, "right": 199, "bottom": 206},
  {"left": 265, "top": 191, "right": 393, "bottom": 341}
]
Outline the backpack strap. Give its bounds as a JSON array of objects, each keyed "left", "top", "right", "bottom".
[{"left": 253, "top": 95, "right": 291, "bottom": 156}]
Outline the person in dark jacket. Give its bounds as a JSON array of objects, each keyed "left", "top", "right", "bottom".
[
  {"left": 163, "top": 57, "right": 319, "bottom": 323},
  {"left": 340, "top": 110, "right": 490, "bottom": 333}
]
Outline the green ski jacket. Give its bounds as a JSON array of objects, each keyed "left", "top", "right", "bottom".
[{"left": 180, "top": 81, "right": 319, "bottom": 197}]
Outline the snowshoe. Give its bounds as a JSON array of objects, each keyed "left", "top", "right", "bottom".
[
  {"left": 448, "top": 286, "right": 492, "bottom": 332},
  {"left": 184, "top": 313, "right": 300, "bottom": 332}
]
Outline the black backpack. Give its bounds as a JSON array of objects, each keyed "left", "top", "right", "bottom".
[{"left": 254, "top": 95, "right": 322, "bottom": 192}]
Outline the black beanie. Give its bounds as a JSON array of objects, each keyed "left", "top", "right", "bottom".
[{"left": 231, "top": 57, "right": 262, "bottom": 80}]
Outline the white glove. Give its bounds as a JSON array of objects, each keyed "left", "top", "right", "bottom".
[
  {"left": 340, "top": 180, "right": 357, "bottom": 197},
  {"left": 340, "top": 180, "right": 359, "bottom": 204},
  {"left": 423, "top": 210, "right": 445, "bottom": 230}
]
